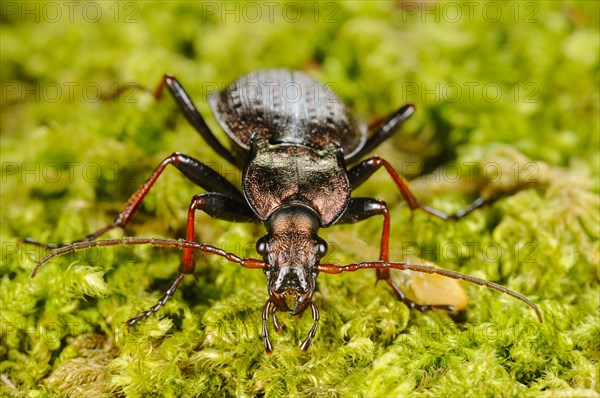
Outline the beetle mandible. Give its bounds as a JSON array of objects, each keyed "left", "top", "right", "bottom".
[{"left": 28, "top": 69, "right": 542, "bottom": 353}]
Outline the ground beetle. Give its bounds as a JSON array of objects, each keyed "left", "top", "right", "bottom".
[{"left": 28, "top": 69, "right": 542, "bottom": 353}]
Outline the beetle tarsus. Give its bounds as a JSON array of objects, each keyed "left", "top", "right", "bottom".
[
  {"left": 126, "top": 272, "right": 186, "bottom": 327},
  {"left": 20, "top": 237, "right": 59, "bottom": 250}
]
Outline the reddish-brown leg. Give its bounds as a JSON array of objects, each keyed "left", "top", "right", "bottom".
[
  {"left": 24, "top": 152, "right": 244, "bottom": 249},
  {"left": 126, "top": 193, "right": 255, "bottom": 327},
  {"left": 345, "top": 156, "right": 489, "bottom": 310},
  {"left": 347, "top": 156, "right": 488, "bottom": 220},
  {"left": 337, "top": 198, "right": 454, "bottom": 311}
]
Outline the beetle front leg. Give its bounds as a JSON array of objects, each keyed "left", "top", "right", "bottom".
[
  {"left": 180, "top": 193, "right": 255, "bottom": 273},
  {"left": 337, "top": 198, "right": 454, "bottom": 311},
  {"left": 127, "top": 193, "right": 256, "bottom": 327},
  {"left": 347, "top": 156, "right": 488, "bottom": 221},
  {"left": 126, "top": 273, "right": 186, "bottom": 327}
]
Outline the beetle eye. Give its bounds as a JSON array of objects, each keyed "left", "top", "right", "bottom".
[
  {"left": 316, "top": 238, "right": 328, "bottom": 258},
  {"left": 256, "top": 236, "right": 269, "bottom": 256}
]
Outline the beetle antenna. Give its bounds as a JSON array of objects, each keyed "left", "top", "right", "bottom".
[
  {"left": 318, "top": 261, "right": 542, "bottom": 322},
  {"left": 30, "top": 237, "right": 266, "bottom": 277}
]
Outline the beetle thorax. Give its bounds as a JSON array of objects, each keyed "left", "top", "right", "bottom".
[{"left": 243, "top": 135, "right": 350, "bottom": 227}]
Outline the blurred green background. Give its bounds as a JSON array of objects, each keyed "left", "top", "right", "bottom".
[{"left": 1, "top": 1, "right": 598, "bottom": 397}]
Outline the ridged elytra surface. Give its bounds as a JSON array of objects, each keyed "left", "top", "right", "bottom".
[{"left": 208, "top": 69, "right": 367, "bottom": 159}]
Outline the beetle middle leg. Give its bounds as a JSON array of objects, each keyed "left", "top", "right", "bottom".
[
  {"left": 127, "top": 192, "right": 256, "bottom": 327},
  {"left": 337, "top": 198, "right": 455, "bottom": 311},
  {"left": 345, "top": 157, "right": 487, "bottom": 309},
  {"left": 24, "top": 152, "right": 244, "bottom": 249},
  {"left": 347, "top": 156, "right": 488, "bottom": 220}
]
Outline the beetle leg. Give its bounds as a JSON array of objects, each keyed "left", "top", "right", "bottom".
[
  {"left": 126, "top": 193, "right": 255, "bottom": 327},
  {"left": 337, "top": 198, "right": 454, "bottom": 311},
  {"left": 347, "top": 156, "right": 488, "bottom": 220},
  {"left": 154, "top": 74, "right": 237, "bottom": 165},
  {"left": 24, "top": 152, "right": 246, "bottom": 249},
  {"left": 337, "top": 198, "right": 390, "bottom": 261},
  {"left": 346, "top": 103, "right": 415, "bottom": 163},
  {"left": 181, "top": 192, "right": 255, "bottom": 274},
  {"left": 126, "top": 272, "right": 185, "bottom": 327}
]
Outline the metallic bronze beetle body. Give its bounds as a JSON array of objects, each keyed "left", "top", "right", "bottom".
[{"left": 29, "top": 70, "right": 541, "bottom": 353}]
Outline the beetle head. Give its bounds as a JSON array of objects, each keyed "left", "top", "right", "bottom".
[{"left": 257, "top": 205, "right": 327, "bottom": 315}]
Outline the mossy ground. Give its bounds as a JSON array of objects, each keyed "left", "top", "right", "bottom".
[{"left": 1, "top": 1, "right": 598, "bottom": 397}]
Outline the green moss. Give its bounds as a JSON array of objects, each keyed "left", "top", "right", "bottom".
[{"left": 1, "top": 1, "right": 598, "bottom": 396}]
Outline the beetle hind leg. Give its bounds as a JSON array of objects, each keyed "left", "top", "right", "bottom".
[{"left": 22, "top": 152, "right": 247, "bottom": 250}]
